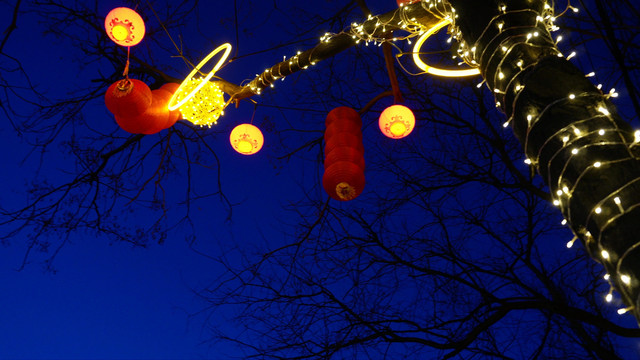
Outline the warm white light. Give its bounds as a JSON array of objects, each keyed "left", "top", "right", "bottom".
[
  {"left": 594, "top": 162, "right": 602, "bottom": 168},
  {"left": 595, "top": 207, "right": 602, "bottom": 214},
  {"left": 606, "top": 293, "right": 613, "bottom": 302},
  {"left": 618, "top": 308, "right": 629, "bottom": 315},
  {"left": 601, "top": 249, "right": 609, "bottom": 259},
  {"left": 621, "top": 275, "right": 631, "bottom": 285}
]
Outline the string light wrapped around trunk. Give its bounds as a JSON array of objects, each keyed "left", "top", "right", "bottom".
[{"left": 323, "top": 107, "right": 365, "bottom": 201}]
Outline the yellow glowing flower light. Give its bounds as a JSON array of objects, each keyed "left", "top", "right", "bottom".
[
  {"left": 412, "top": 20, "right": 481, "bottom": 77},
  {"left": 168, "top": 43, "right": 231, "bottom": 114},
  {"left": 172, "top": 78, "right": 225, "bottom": 126}
]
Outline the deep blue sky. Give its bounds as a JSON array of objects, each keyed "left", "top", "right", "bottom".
[
  {"left": 2, "top": 0, "right": 639, "bottom": 359},
  {"left": 0, "top": 0, "right": 337, "bottom": 358}
]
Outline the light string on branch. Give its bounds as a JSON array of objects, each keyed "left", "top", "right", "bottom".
[
  {"left": 442, "top": 0, "right": 640, "bottom": 319},
  {"left": 236, "top": 2, "right": 462, "bottom": 101}
]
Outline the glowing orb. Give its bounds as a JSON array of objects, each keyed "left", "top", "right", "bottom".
[
  {"left": 230, "top": 124, "right": 264, "bottom": 155},
  {"left": 173, "top": 78, "right": 225, "bottom": 127},
  {"left": 379, "top": 105, "right": 415, "bottom": 139},
  {"left": 105, "top": 7, "right": 145, "bottom": 47}
]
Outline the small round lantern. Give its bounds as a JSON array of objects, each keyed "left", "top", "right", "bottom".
[
  {"left": 379, "top": 104, "right": 415, "bottom": 139},
  {"left": 230, "top": 124, "right": 264, "bottom": 155},
  {"left": 105, "top": 7, "right": 146, "bottom": 47}
]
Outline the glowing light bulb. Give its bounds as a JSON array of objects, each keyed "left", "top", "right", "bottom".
[{"left": 621, "top": 275, "right": 631, "bottom": 285}]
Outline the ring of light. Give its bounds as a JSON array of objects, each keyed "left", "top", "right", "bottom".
[
  {"left": 168, "top": 43, "right": 232, "bottom": 111},
  {"left": 412, "top": 20, "right": 481, "bottom": 77}
]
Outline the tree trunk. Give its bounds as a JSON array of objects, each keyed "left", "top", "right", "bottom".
[{"left": 447, "top": 0, "right": 640, "bottom": 322}]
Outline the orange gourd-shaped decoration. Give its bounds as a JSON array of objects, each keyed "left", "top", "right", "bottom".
[
  {"left": 323, "top": 107, "right": 365, "bottom": 201},
  {"left": 379, "top": 104, "right": 415, "bottom": 139},
  {"left": 106, "top": 80, "right": 181, "bottom": 134},
  {"left": 158, "top": 83, "right": 182, "bottom": 129},
  {"left": 105, "top": 79, "right": 152, "bottom": 117},
  {"left": 230, "top": 124, "right": 264, "bottom": 155},
  {"left": 105, "top": 7, "right": 146, "bottom": 47}
]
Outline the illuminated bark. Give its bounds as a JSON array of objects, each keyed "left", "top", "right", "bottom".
[{"left": 448, "top": 0, "right": 640, "bottom": 322}]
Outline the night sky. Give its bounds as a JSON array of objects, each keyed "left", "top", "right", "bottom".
[{"left": 1, "top": 0, "right": 639, "bottom": 359}]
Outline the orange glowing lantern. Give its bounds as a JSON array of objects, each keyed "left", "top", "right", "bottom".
[
  {"left": 379, "top": 104, "right": 415, "bottom": 139},
  {"left": 105, "top": 79, "right": 152, "bottom": 117},
  {"left": 323, "top": 161, "right": 365, "bottom": 201},
  {"left": 107, "top": 81, "right": 181, "bottom": 134},
  {"left": 105, "top": 7, "right": 146, "bottom": 47},
  {"left": 230, "top": 124, "right": 264, "bottom": 155}
]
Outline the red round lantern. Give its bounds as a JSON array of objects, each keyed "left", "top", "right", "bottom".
[
  {"left": 323, "top": 161, "right": 365, "bottom": 201},
  {"left": 324, "top": 146, "right": 365, "bottom": 171},
  {"left": 105, "top": 79, "right": 152, "bottom": 117},
  {"left": 230, "top": 124, "right": 264, "bottom": 155},
  {"left": 105, "top": 7, "right": 146, "bottom": 47},
  {"left": 379, "top": 104, "right": 415, "bottom": 139}
]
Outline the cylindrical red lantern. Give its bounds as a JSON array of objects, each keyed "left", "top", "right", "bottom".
[
  {"left": 230, "top": 124, "right": 264, "bottom": 155},
  {"left": 325, "top": 106, "right": 362, "bottom": 128},
  {"left": 323, "top": 161, "right": 365, "bottom": 201},
  {"left": 324, "top": 132, "right": 364, "bottom": 155},
  {"left": 379, "top": 104, "right": 415, "bottom": 139},
  {"left": 105, "top": 7, "right": 146, "bottom": 47},
  {"left": 324, "top": 120, "right": 363, "bottom": 141},
  {"left": 323, "top": 106, "right": 366, "bottom": 201},
  {"left": 105, "top": 79, "right": 152, "bottom": 117},
  {"left": 324, "top": 146, "right": 365, "bottom": 171}
]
